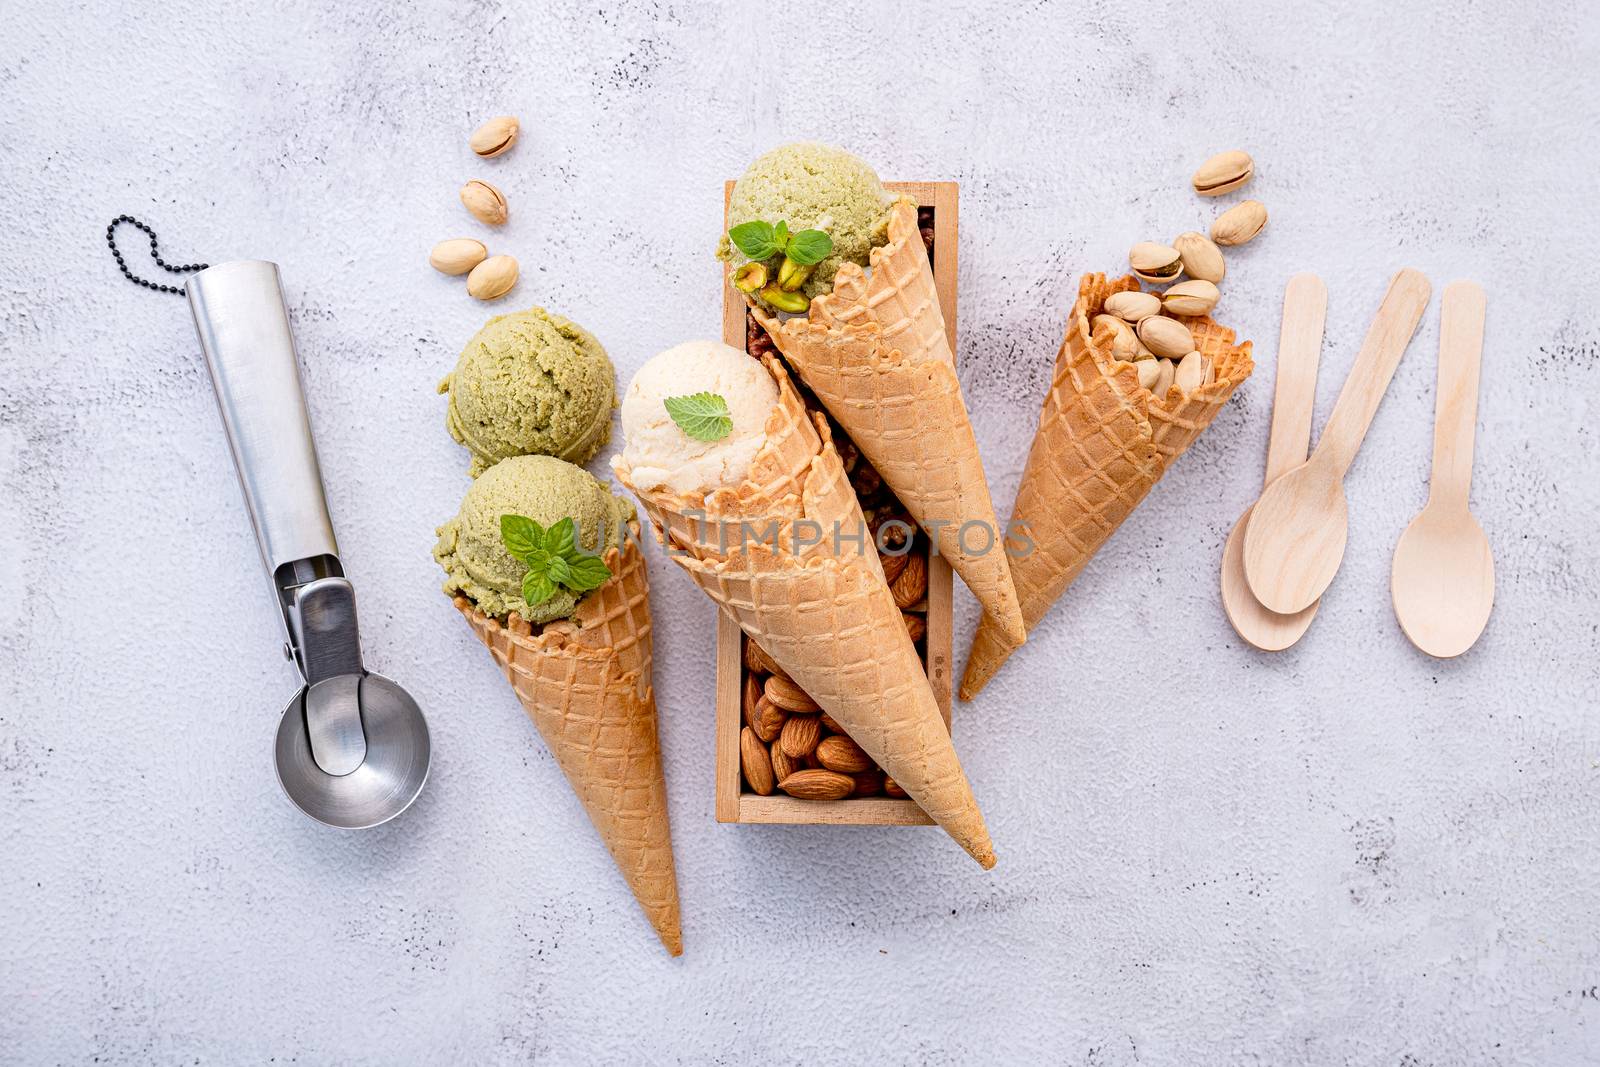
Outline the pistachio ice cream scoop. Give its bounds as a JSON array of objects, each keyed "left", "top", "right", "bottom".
[
  {"left": 719, "top": 142, "right": 896, "bottom": 310},
  {"left": 434, "top": 454, "right": 634, "bottom": 624},
  {"left": 440, "top": 306, "right": 615, "bottom": 475},
  {"left": 618, "top": 340, "right": 780, "bottom": 496}
]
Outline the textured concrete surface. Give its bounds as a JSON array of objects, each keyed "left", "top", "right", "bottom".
[{"left": 3, "top": 1, "right": 1598, "bottom": 1063}]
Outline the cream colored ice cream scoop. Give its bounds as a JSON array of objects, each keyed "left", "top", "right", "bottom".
[{"left": 619, "top": 340, "right": 780, "bottom": 494}]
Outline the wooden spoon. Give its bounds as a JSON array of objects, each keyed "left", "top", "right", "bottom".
[
  {"left": 1220, "top": 273, "right": 1327, "bottom": 650},
  {"left": 1243, "top": 268, "right": 1432, "bottom": 615},
  {"left": 1391, "top": 281, "right": 1493, "bottom": 657}
]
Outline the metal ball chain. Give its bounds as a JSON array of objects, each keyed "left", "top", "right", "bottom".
[{"left": 106, "top": 215, "right": 208, "bottom": 295}]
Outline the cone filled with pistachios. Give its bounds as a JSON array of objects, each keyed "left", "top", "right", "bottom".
[{"left": 959, "top": 273, "right": 1254, "bottom": 699}]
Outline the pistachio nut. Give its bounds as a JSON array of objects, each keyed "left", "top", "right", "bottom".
[
  {"left": 469, "top": 115, "right": 520, "bottom": 158},
  {"left": 759, "top": 283, "right": 809, "bottom": 313},
  {"left": 1211, "top": 199, "right": 1267, "bottom": 246},
  {"left": 1105, "top": 290, "right": 1162, "bottom": 323},
  {"left": 1135, "top": 358, "right": 1162, "bottom": 391},
  {"left": 1191, "top": 150, "right": 1254, "bottom": 196},
  {"left": 1092, "top": 313, "right": 1140, "bottom": 360},
  {"left": 466, "top": 254, "right": 518, "bottom": 300},
  {"left": 732, "top": 261, "right": 767, "bottom": 293},
  {"left": 428, "top": 238, "right": 488, "bottom": 276},
  {"left": 1129, "top": 241, "right": 1183, "bottom": 284},
  {"left": 777, "top": 255, "right": 816, "bottom": 292},
  {"left": 1162, "top": 280, "right": 1221, "bottom": 317},
  {"left": 1174, "top": 350, "right": 1206, "bottom": 394},
  {"left": 460, "top": 179, "right": 508, "bottom": 225},
  {"left": 1136, "top": 314, "right": 1195, "bottom": 359},
  {"left": 1173, "top": 231, "right": 1226, "bottom": 284},
  {"left": 1152, "top": 357, "right": 1176, "bottom": 398}
]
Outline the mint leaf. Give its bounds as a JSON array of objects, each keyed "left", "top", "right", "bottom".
[
  {"left": 729, "top": 221, "right": 780, "bottom": 261},
  {"left": 545, "top": 555, "right": 573, "bottom": 587},
  {"left": 663, "top": 392, "right": 733, "bottom": 442},
  {"left": 522, "top": 571, "right": 557, "bottom": 608},
  {"left": 500, "top": 514, "right": 545, "bottom": 560},
  {"left": 542, "top": 516, "right": 576, "bottom": 558},
  {"left": 564, "top": 554, "right": 613, "bottom": 592},
  {"left": 772, "top": 220, "right": 790, "bottom": 250},
  {"left": 786, "top": 228, "right": 833, "bottom": 266}
]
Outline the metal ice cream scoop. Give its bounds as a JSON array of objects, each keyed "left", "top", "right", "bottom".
[{"left": 187, "top": 260, "right": 430, "bottom": 828}]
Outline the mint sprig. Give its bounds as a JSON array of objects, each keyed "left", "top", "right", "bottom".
[
  {"left": 728, "top": 219, "right": 833, "bottom": 266},
  {"left": 663, "top": 392, "right": 733, "bottom": 442},
  {"left": 499, "top": 514, "right": 613, "bottom": 609}
]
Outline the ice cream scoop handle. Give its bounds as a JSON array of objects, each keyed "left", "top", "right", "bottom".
[{"left": 186, "top": 260, "right": 339, "bottom": 576}]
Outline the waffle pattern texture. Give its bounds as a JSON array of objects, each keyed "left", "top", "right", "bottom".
[
  {"left": 751, "top": 200, "right": 1024, "bottom": 644},
  {"left": 453, "top": 525, "right": 683, "bottom": 955},
  {"left": 961, "top": 273, "right": 1254, "bottom": 699},
  {"left": 615, "top": 357, "right": 995, "bottom": 868}
]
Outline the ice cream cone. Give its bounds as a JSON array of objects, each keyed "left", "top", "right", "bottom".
[
  {"left": 750, "top": 200, "right": 1025, "bottom": 646},
  {"left": 960, "top": 273, "right": 1254, "bottom": 700},
  {"left": 614, "top": 357, "right": 996, "bottom": 869},
  {"left": 451, "top": 526, "right": 683, "bottom": 955}
]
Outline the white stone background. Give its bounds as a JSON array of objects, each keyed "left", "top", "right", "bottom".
[{"left": 2, "top": 0, "right": 1597, "bottom": 1062}]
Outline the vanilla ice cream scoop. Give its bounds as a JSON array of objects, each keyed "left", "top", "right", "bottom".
[{"left": 620, "top": 341, "right": 779, "bottom": 495}]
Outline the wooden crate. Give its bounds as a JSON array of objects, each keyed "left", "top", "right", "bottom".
[{"left": 715, "top": 181, "right": 959, "bottom": 825}]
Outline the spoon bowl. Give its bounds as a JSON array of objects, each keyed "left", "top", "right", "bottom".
[
  {"left": 1221, "top": 503, "right": 1320, "bottom": 650},
  {"left": 1391, "top": 504, "right": 1493, "bottom": 658}
]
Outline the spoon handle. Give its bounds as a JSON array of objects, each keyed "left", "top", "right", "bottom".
[
  {"left": 1428, "top": 281, "right": 1487, "bottom": 510},
  {"left": 1264, "top": 274, "right": 1328, "bottom": 484},
  {"left": 1313, "top": 268, "right": 1432, "bottom": 478}
]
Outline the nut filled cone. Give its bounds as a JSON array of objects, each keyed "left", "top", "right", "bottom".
[
  {"left": 451, "top": 525, "right": 683, "bottom": 955},
  {"left": 960, "top": 274, "right": 1254, "bottom": 699},
  {"left": 750, "top": 200, "right": 1026, "bottom": 647},
  {"left": 614, "top": 357, "right": 996, "bottom": 868}
]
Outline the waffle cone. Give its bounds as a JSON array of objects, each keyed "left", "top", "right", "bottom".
[
  {"left": 960, "top": 274, "right": 1255, "bottom": 699},
  {"left": 750, "top": 201, "right": 1025, "bottom": 645},
  {"left": 452, "top": 526, "right": 683, "bottom": 955},
  {"left": 613, "top": 357, "right": 995, "bottom": 869}
]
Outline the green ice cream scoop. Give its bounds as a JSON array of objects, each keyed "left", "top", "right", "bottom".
[
  {"left": 434, "top": 454, "right": 634, "bottom": 624},
  {"left": 719, "top": 142, "right": 896, "bottom": 309},
  {"left": 440, "top": 306, "right": 615, "bottom": 476}
]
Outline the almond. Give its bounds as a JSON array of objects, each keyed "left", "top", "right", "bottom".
[
  {"left": 768, "top": 742, "right": 798, "bottom": 783},
  {"left": 779, "top": 713, "right": 821, "bottom": 759},
  {"left": 902, "top": 612, "right": 926, "bottom": 644},
  {"left": 778, "top": 769, "right": 854, "bottom": 801},
  {"left": 764, "top": 674, "right": 819, "bottom": 713},
  {"left": 744, "top": 639, "right": 786, "bottom": 679},
  {"left": 740, "top": 727, "right": 774, "bottom": 795},
  {"left": 816, "top": 734, "right": 873, "bottom": 774},
  {"left": 883, "top": 777, "right": 908, "bottom": 799},
  {"left": 879, "top": 549, "right": 910, "bottom": 585},
  {"left": 752, "top": 698, "right": 785, "bottom": 744},
  {"left": 743, "top": 670, "right": 763, "bottom": 718},
  {"left": 818, "top": 712, "right": 843, "bottom": 733},
  {"left": 890, "top": 549, "right": 928, "bottom": 609},
  {"left": 851, "top": 769, "right": 886, "bottom": 797}
]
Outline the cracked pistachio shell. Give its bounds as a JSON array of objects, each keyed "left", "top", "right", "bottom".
[
  {"left": 460, "top": 179, "right": 508, "bottom": 225},
  {"left": 1105, "top": 290, "right": 1162, "bottom": 323},
  {"left": 466, "top": 254, "right": 518, "bottom": 300},
  {"left": 1136, "top": 314, "right": 1195, "bottom": 360},
  {"left": 1092, "top": 313, "right": 1139, "bottom": 360},
  {"left": 1174, "top": 350, "right": 1206, "bottom": 394},
  {"left": 1162, "top": 280, "right": 1221, "bottom": 317},
  {"left": 1129, "top": 241, "right": 1183, "bottom": 284},
  {"left": 1135, "top": 358, "right": 1162, "bottom": 391},
  {"left": 1173, "top": 231, "right": 1226, "bottom": 284},
  {"left": 1211, "top": 200, "right": 1268, "bottom": 246},
  {"left": 1192, "top": 150, "right": 1254, "bottom": 196},
  {"left": 469, "top": 115, "right": 519, "bottom": 158}
]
